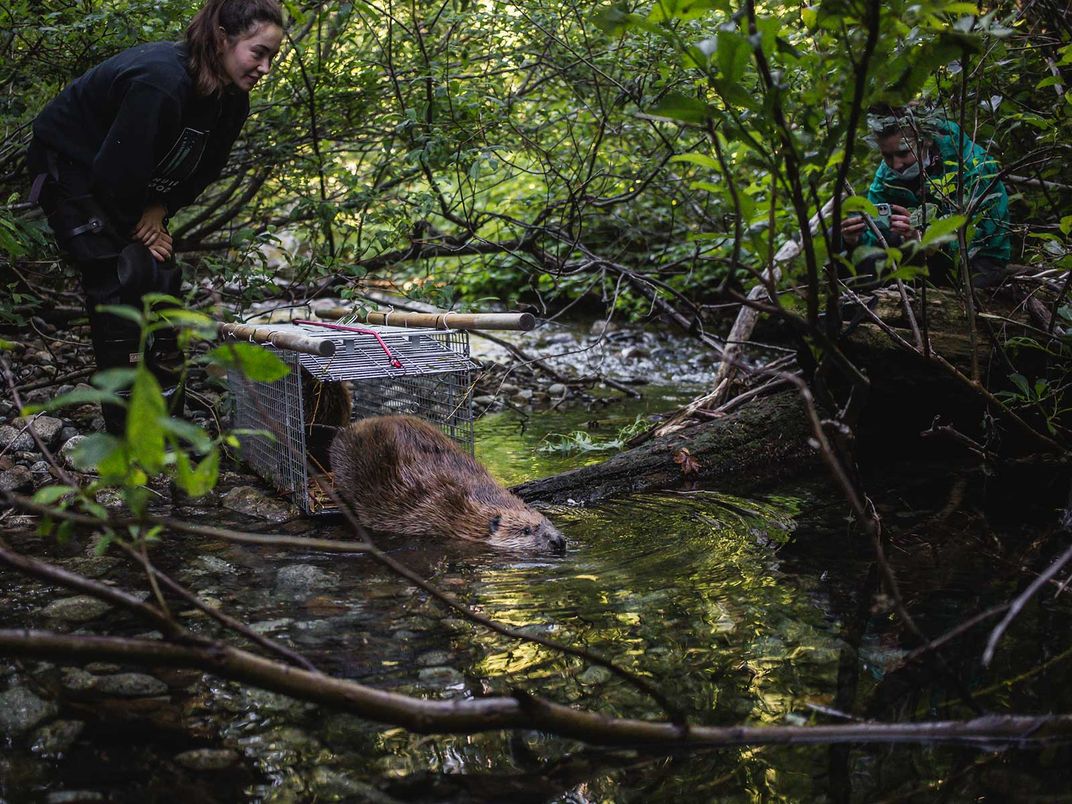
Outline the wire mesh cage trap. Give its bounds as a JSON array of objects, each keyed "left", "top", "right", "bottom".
[{"left": 226, "top": 321, "right": 475, "bottom": 514}]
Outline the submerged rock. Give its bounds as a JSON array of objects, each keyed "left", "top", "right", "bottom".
[
  {"left": 174, "top": 748, "right": 241, "bottom": 771},
  {"left": 274, "top": 564, "right": 337, "bottom": 598},
  {"left": 92, "top": 673, "right": 169, "bottom": 698},
  {"left": 46, "top": 792, "right": 105, "bottom": 803},
  {"left": 0, "top": 686, "right": 58, "bottom": 735},
  {"left": 32, "top": 720, "right": 85, "bottom": 755},
  {"left": 577, "top": 666, "right": 613, "bottom": 686},
  {"left": 417, "top": 666, "right": 464, "bottom": 687}
]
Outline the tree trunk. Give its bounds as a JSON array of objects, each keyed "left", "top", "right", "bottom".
[{"left": 515, "top": 389, "right": 818, "bottom": 506}]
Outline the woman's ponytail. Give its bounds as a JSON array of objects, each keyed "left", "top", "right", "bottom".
[{"left": 186, "top": 0, "right": 283, "bottom": 95}]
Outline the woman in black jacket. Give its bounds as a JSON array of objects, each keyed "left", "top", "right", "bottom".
[{"left": 28, "top": 0, "right": 283, "bottom": 434}]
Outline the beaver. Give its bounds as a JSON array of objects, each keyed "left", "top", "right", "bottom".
[
  {"left": 330, "top": 415, "right": 566, "bottom": 552},
  {"left": 300, "top": 366, "right": 352, "bottom": 473}
]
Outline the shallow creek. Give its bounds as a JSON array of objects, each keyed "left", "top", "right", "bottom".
[{"left": 2, "top": 391, "right": 1071, "bottom": 801}]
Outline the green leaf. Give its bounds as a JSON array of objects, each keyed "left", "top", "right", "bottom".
[
  {"left": 156, "top": 308, "right": 215, "bottom": 329},
  {"left": 1008, "top": 373, "right": 1030, "bottom": 396},
  {"left": 593, "top": 4, "right": 640, "bottom": 35},
  {"left": 843, "top": 197, "right": 879, "bottom": 216},
  {"left": 159, "top": 417, "right": 213, "bottom": 454},
  {"left": 648, "top": 92, "right": 714, "bottom": 125},
  {"left": 92, "top": 368, "right": 137, "bottom": 394},
  {"left": 716, "top": 30, "right": 750, "bottom": 84},
  {"left": 70, "top": 433, "right": 124, "bottom": 472},
  {"left": 94, "top": 304, "right": 143, "bottom": 326},
  {"left": 175, "top": 449, "right": 220, "bottom": 498},
  {"left": 920, "top": 214, "right": 966, "bottom": 248},
  {"left": 127, "top": 367, "right": 166, "bottom": 474},
  {"left": 32, "top": 485, "right": 77, "bottom": 505},
  {"left": 208, "top": 342, "right": 291, "bottom": 383},
  {"left": 671, "top": 153, "right": 722, "bottom": 170},
  {"left": 24, "top": 387, "right": 120, "bottom": 414}
]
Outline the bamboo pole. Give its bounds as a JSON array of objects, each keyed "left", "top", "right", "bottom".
[
  {"left": 217, "top": 323, "right": 336, "bottom": 356},
  {"left": 319, "top": 308, "right": 536, "bottom": 332}
]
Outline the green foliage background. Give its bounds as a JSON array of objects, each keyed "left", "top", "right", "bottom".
[{"left": 1, "top": 0, "right": 1067, "bottom": 316}]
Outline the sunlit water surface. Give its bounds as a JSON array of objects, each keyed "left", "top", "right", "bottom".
[{"left": 3, "top": 391, "right": 1070, "bottom": 801}]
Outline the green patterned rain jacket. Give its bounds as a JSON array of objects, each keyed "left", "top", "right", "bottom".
[{"left": 861, "top": 120, "right": 1011, "bottom": 264}]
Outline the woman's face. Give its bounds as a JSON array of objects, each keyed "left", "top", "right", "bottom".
[{"left": 220, "top": 22, "right": 284, "bottom": 92}]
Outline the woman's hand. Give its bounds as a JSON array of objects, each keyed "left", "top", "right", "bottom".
[
  {"left": 132, "top": 202, "right": 173, "bottom": 261},
  {"left": 889, "top": 204, "right": 919, "bottom": 241},
  {"left": 841, "top": 214, "right": 868, "bottom": 247}
]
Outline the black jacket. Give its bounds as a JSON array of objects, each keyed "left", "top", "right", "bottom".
[{"left": 33, "top": 41, "right": 249, "bottom": 232}]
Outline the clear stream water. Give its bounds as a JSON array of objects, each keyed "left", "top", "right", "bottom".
[{"left": 2, "top": 391, "right": 1071, "bottom": 802}]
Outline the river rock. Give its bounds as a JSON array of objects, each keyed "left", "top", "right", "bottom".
[
  {"left": 32, "top": 719, "right": 85, "bottom": 755},
  {"left": 417, "top": 666, "right": 464, "bottom": 686},
  {"left": 14, "top": 415, "right": 65, "bottom": 449},
  {"left": 221, "top": 486, "right": 296, "bottom": 523},
  {"left": 42, "top": 595, "right": 112, "bottom": 623},
  {"left": 59, "top": 435, "right": 86, "bottom": 469},
  {"left": 0, "top": 686, "right": 58, "bottom": 735},
  {"left": 0, "top": 464, "right": 34, "bottom": 493},
  {"left": 174, "top": 748, "right": 240, "bottom": 771},
  {"left": 577, "top": 665, "right": 613, "bottom": 686},
  {"left": 60, "top": 667, "right": 98, "bottom": 693},
  {"left": 0, "top": 425, "right": 35, "bottom": 453},
  {"left": 57, "top": 556, "right": 120, "bottom": 579},
  {"left": 548, "top": 383, "right": 568, "bottom": 397},
  {"left": 193, "top": 555, "right": 236, "bottom": 576},
  {"left": 274, "top": 564, "right": 336, "bottom": 598},
  {"left": 57, "top": 426, "right": 80, "bottom": 445},
  {"left": 92, "top": 672, "right": 169, "bottom": 698},
  {"left": 46, "top": 792, "right": 105, "bottom": 803},
  {"left": 416, "top": 650, "right": 453, "bottom": 667},
  {"left": 309, "top": 766, "right": 381, "bottom": 799},
  {"left": 30, "top": 460, "right": 53, "bottom": 482}
]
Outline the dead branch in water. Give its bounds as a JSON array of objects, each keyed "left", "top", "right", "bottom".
[{"left": 1, "top": 629, "right": 1070, "bottom": 749}]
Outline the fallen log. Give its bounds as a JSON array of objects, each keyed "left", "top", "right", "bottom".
[{"left": 515, "top": 389, "right": 818, "bottom": 506}]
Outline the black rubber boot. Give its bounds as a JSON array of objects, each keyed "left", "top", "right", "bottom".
[
  {"left": 148, "top": 330, "right": 186, "bottom": 418},
  {"left": 91, "top": 334, "right": 141, "bottom": 436},
  {"left": 146, "top": 261, "right": 187, "bottom": 418}
]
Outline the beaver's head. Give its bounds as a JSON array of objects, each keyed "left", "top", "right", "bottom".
[{"left": 489, "top": 508, "right": 566, "bottom": 553}]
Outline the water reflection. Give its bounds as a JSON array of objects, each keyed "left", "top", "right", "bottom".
[{"left": 4, "top": 401, "right": 1072, "bottom": 801}]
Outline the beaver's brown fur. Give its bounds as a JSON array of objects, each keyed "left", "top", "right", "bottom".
[
  {"left": 300, "top": 367, "right": 352, "bottom": 473},
  {"left": 330, "top": 415, "right": 565, "bottom": 552}
]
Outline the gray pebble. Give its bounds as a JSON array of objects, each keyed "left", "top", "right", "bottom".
[
  {"left": 0, "top": 425, "right": 35, "bottom": 453},
  {"left": 0, "top": 464, "right": 34, "bottom": 493}
]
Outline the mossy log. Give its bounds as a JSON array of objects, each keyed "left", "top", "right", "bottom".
[
  {"left": 514, "top": 389, "right": 818, "bottom": 506},
  {"left": 516, "top": 289, "right": 1045, "bottom": 506}
]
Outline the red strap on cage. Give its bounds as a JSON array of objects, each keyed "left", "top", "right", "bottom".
[{"left": 292, "top": 319, "right": 403, "bottom": 368}]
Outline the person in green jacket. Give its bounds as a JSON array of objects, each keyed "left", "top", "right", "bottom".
[{"left": 841, "top": 106, "right": 1011, "bottom": 288}]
